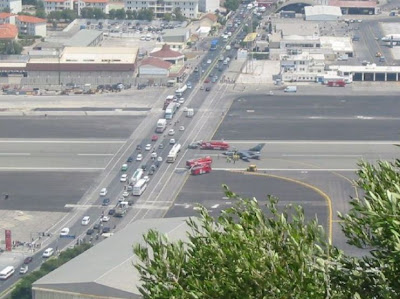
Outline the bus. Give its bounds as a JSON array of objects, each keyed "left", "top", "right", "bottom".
[
  {"left": 167, "top": 144, "right": 181, "bottom": 163},
  {"left": 130, "top": 168, "right": 144, "bottom": 185},
  {"left": 165, "top": 102, "right": 178, "bottom": 119},
  {"left": 0, "top": 266, "right": 14, "bottom": 280},
  {"left": 132, "top": 179, "right": 147, "bottom": 196}
]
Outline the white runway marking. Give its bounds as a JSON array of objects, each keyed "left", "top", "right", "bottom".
[
  {"left": 0, "top": 140, "right": 125, "bottom": 143},
  {"left": 77, "top": 154, "right": 115, "bottom": 156},
  {"left": 0, "top": 153, "right": 30, "bottom": 156},
  {"left": 226, "top": 141, "right": 398, "bottom": 145},
  {"left": 0, "top": 167, "right": 104, "bottom": 171},
  {"left": 281, "top": 154, "right": 363, "bottom": 158}
]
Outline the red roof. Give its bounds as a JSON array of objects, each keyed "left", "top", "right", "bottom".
[
  {"left": 150, "top": 44, "right": 184, "bottom": 59},
  {"left": 0, "top": 13, "right": 12, "bottom": 19},
  {"left": 44, "top": 0, "right": 68, "bottom": 2},
  {"left": 329, "top": 0, "right": 377, "bottom": 8},
  {"left": 17, "top": 15, "right": 46, "bottom": 24},
  {"left": 201, "top": 13, "right": 218, "bottom": 22},
  {"left": 140, "top": 57, "right": 172, "bottom": 69},
  {"left": 0, "top": 24, "right": 17, "bottom": 40}
]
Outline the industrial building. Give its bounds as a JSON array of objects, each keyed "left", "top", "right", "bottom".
[
  {"left": 32, "top": 217, "right": 191, "bottom": 299},
  {"left": 328, "top": 0, "right": 379, "bottom": 15},
  {"left": 332, "top": 64, "right": 400, "bottom": 81},
  {"left": 304, "top": 5, "right": 342, "bottom": 21},
  {"left": 161, "top": 27, "right": 191, "bottom": 49}
]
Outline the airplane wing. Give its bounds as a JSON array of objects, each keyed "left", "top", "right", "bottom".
[{"left": 240, "top": 152, "right": 251, "bottom": 161}]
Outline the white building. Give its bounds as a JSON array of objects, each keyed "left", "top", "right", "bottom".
[
  {"left": 77, "top": 0, "right": 109, "bottom": 15},
  {"left": 278, "top": 52, "right": 325, "bottom": 82},
  {"left": 15, "top": 15, "right": 46, "bottom": 37},
  {"left": 0, "top": 0, "right": 21, "bottom": 14},
  {"left": 125, "top": 0, "right": 199, "bottom": 18},
  {"left": 305, "top": 5, "right": 342, "bottom": 21},
  {"left": 43, "top": 0, "right": 73, "bottom": 14},
  {"left": 199, "top": 0, "right": 218, "bottom": 13}
]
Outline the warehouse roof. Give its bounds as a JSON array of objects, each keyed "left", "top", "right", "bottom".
[
  {"left": 140, "top": 56, "right": 172, "bottom": 69},
  {"left": 305, "top": 5, "right": 342, "bottom": 17},
  {"left": 33, "top": 217, "right": 191, "bottom": 298},
  {"left": 163, "top": 27, "right": 189, "bottom": 37},
  {"left": 275, "top": 21, "right": 320, "bottom": 36},
  {"left": 60, "top": 47, "right": 138, "bottom": 63},
  {"left": 64, "top": 29, "right": 103, "bottom": 47}
]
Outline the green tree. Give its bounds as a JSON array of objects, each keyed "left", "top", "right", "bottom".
[
  {"left": 163, "top": 13, "right": 172, "bottom": 22},
  {"left": 134, "top": 186, "right": 342, "bottom": 298},
  {"left": 1, "top": 7, "right": 11, "bottom": 12},
  {"left": 224, "top": 0, "right": 239, "bottom": 12},
  {"left": 108, "top": 8, "right": 116, "bottom": 20},
  {"left": 126, "top": 9, "right": 137, "bottom": 20},
  {"left": 47, "top": 11, "right": 62, "bottom": 21},
  {"left": 61, "top": 9, "right": 77, "bottom": 21},
  {"left": 0, "top": 41, "right": 23, "bottom": 54},
  {"left": 22, "top": 0, "right": 37, "bottom": 5},
  {"left": 137, "top": 8, "right": 153, "bottom": 21},
  {"left": 35, "top": 9, "right": 46, "bottom": 19},
  {"left": 80, "top": 7, "right": 95, "bottom": 19},
  {"left": 173, "top": 7, "right": 185, "bottom": 22},
  {"left": 114, "top": 8, "right": 125, "bottom": 19}
]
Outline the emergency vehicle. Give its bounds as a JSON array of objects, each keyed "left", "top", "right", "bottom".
[
  {"left": 200, "top": 141, "right": 229, "bottom": 150},
  {"left": 191, "top": 163, "right": 212, "bottom": 175},
  {"left": 186, "top": 156, "right": 213, "bottom": 168},
  {"left": 327, "top": 80, "right": 346, "bottom": 87}
]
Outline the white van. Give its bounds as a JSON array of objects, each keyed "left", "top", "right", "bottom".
[
  {"left": 284, "top": 86, "right": 297, "bottom": 93},
  {"left": 81, "top": 216, "right": 90, "bottom": 225},
  {"left": 42, "top": 248, "right": 54, "bottom": 258},
  {"left": 0, "top": 266, "right": 14, "bottom": 280},
  {"left": 100, "top": 188, "right": 107, "bottom": 196}
]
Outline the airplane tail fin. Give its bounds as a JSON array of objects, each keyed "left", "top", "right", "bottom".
[{"left": 249, "top": 143, "right": 265, "bottom": 152}]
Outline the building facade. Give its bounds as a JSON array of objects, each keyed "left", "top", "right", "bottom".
[
  {"left": 77, "top": 0, "right": 109, "bottom": 15},
  {"left": 0, "top": 0, "right": 21, "bottom": 14},
  {"left": 278, "top": 52, "right": 325, "bottom": 82},
  {"left": 43, "top": 0, "right": 73, "bottom": 14},
  {"left": 198, "top": 0, "right": 218, "bottom": 13},
  {"left": 125, "top": 0, "right": 199, "bottom": 18},
  {"left": 15, "top": 15, "right": 46, "bottom": 37}
]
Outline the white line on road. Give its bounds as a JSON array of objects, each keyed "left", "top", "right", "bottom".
[
  {"left": 77, "top": 153, "right": 115, "bottom": 156},
  {"left": 0, "top": 140, "right": 125, "bottom": 143},
  {"left": 281, "top": 154, "right": 363, "bottom": 157},
  {"left": 0, "top": 153, "right": 30, "bottom": 156},
  {"left": 0, "top": 167, "right": 104, "bottom": 171},
  {"left": 175, "top": 167, "right": 357, "bottom": 172},
  {"left": 225, "top": 141, "right": 398, "bottom": 145}
]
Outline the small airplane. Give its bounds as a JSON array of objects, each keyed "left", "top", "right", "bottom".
[
  {"left": 381, "top": 34, "right": 400, "bottom": 43},
  {"left": 223, "top": 143, "right": 265, "bottom": 161}
]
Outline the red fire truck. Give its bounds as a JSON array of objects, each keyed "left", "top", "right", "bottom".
[
  {"left": 327, "top": 80, "right": 346, "bottom": 87},
  {"left": 163, "top": 95, "right": 177, "bottom": 110},
  {"left": 191, "top": 163, "right": 212, "bottom": 175},
  {"left": 186, "top": 156, "right": 213, "bottom": 168},
  {"left": 200, "top": 141, "right": 229, "bottom": 150}
]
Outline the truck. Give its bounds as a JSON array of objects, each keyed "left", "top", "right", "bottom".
[
  {"left": 167, "top": 144, "right": 181, "bottom": 163},
  {"left": 163, "top": 95, "right": 176, "bottom": 110},
  {"left": 186, "top": 156, "right": 212, "bottom": 168},
  {"left": 156, "top": 118, "right": 167, "bottom": 133},
  {"left": 186, "top": 108, "right": 194, "bottom": 118},
  {"left": 114, "top": 202, "right": 128, "bottom": 217},
  {"left": 284, "top": 86, "right": 297, "bottom": 93},
  {"left": 200, "top": 141, "right": 230, "bottom": 150},
  {"left": 191, "top": 163, "right": 212, "bottom": 175},
  {"left": 175, "top": 85, "right": 187, "bottom": 97},
  {"left": 165, "top": 102, "right": 178, "bottom": 119},
  {"left": 210, "top": 39, "right": 219, "bottom": 51},
  {"left": 327, "top": 80, "right": 346, "bottom": 87}
]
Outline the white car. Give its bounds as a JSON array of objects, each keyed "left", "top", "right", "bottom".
[
  {"left": 183, "top": 107, "right": 188, "bottom": 112},
  {"left": 151, "top": 152, "right": 157, "bottom": 158},
  {"left": 42, "top": 248, "right": 54, "bottom": 258},
  {"left": 179, "top": 126, "right": 185, "bottom": 131},
  {"left": 170, "top": 138, "right": 176, "bottom": 145},
  {"left": 143, "top": 175, "right": 150, "bottom": 183},
  {"left": 101, "top": 216, "right": 110, "bottom": 222},
  {"left": 19, "top": 265, "right": 28, "bottom": 274},
  {"left": 207, "top": 59, "right": 212, "bottom": 64},
  {"left": 168, "top": 129, "right": 175, "bottom": 136},
  {"left": 122, "top": 191, "right": 129, "bottom": 197},
  {"left": 120, "top": 174, "right": 128, "bottom": 182},
  {"left": 179, "top": 98, "right": 185, "bottom": 104},
  {"left": 136, "top": 154, "right": 143, "bottom": 161},
  {"left": 60, "top": 227, "right": 70, "bottom": 236},
  {"left": 157, "top": 156, "right": 163, "bottom": 162},
  {"left": 81, "top": 216, "right": 90, "bottom": 226},
  {"left": 99, "top": 187, "right": 107, "bottom": 196},
  {"left": 145, "top": 144, "right": 152, "bottom": 151}
]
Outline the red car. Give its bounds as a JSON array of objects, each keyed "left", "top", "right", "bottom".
[
  {"left": 204, "top": 79, "right": 210, "bottom": 83},
  {"left": 151, "top": 135, "right": 158, "bottom": 141}
]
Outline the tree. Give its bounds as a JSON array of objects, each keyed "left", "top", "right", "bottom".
[
  {"left": 126, "top": 9, "right": 137, "bottom": 20},
  {"left": 108, "top": 8, "right": 116, "bottom": 20},
  {"left": 35, "top": 8, "right": 46, "bottom": 19},
  {"left": 114, "top": 8, "right": 126, "bottom": 20},
  {"left": 0, "top": 41, "right": 23, "bottom": 54},
  {"left": 61, "top": 9, "right": 77, "bottom": 21},
  {"left": 163, "top": 13, "right": 172, "bottom": 22},
  {"left": 173, "top": 8, "right": 185, "bottom": 22},
  {"left": 137, "top": 8, "right": 153, "bottom": 21},
  {"left": 224, "top": 0, "right": 239, "bottom": 12},
  {"left": 47, "top": 11, "right": 62, "bottom": 21},
  {"left": 134, "top": 186, "right": 343, "bottom": 298},
  {"left": 22, "top": 0, "right": 37, "bottom": 5},
  {"left": 1, "top": 7, "right": 10, "bottom": 13}
]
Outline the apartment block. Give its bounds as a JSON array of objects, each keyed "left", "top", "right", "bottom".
[
  {"left": 43, "top": 0, "right": 73, "bottom": 14},
  {"left": 0, "top": 0, "right": 21, "bottom": 13},
  {"left": 125, "top": 0, "right": 199, "bottom": 18},
  {"left": 77, "top": 0, "right": 109, "bottom": 15}
]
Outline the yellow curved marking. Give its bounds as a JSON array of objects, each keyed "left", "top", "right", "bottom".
[{"left": 230, "top": 170, "right": 333, "bottom": 244}]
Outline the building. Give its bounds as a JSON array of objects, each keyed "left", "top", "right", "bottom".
[
  {"left": 43, "top": 0, "right": 73, "bottom": 14},
  {"left": 200, "top": 13, "right": 218, "bottom": 27},
  {"left": 139, "top": 56, "right": 172, "bottom": 77},
  {"left": 0, "top": 0, "right": 21, "bottom": 14},
  {"left": 29, "top": 41, "right": 64, "bottom": 57},
  {"left": 64, "top": 29, "right": 103, "bottom": 47},
  {"left": 277, "top": 51, "right": 325, "bottom": 82},
  {"left": 150, "top": 44, "right": 185, "bottom": 65},
  {"left": 331, "top": 64, "right": 400, "bottom": 82},
  {"left": 32, "top": 217, "right": 191, "bottom": 299},
  {"left": 0, "top": 12, "right": 14, "bottom": 25},
  {"left": 0, "top": 23, "right": 17, "bottom": 40},
  {"left": 15, "top": 15, "right": 46, "bottom": 37},
  {"left": 199, "top": 0, "right": 218, "bottom": 13},
  {"left": 125, "top": 0, "right": 199, "bottom": 19},
  {"left": 161, "top": 27, "right": 191, "bottom": 49},
  {"left": 77, "top": 0, "right": 109, "bottom": 16},
  {"left": 328, "top": 0, "right": 379, "bottom": 15},
  {"left": 304, "top": 5, "right": 342, "bottom": 21},
  {"left": 320, "top": 36, "right": 353, "bottom": 57}
]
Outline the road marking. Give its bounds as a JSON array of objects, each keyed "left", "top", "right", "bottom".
[
  {"left": 225, "top": 140, "right": 398, "bottom": 145},
  {"left": 176, "top": 167, "right": 357, "bottom": 172},
  {"left": 211, "top": 204, "right": 220, "bottom": 209},
  {"left": 64, "top": 204, "right": 103, "bottom": 208},
  {"left": 0, "top": 167, "right": 104, "bottom": 171},
  {"left": 77, "top": 153, "right": 115, "bottom": 156},
  {"left": 281, "top": 154, "right": 363, "bottom": 158},
  {"left": 0, "top": 153, "right": 30, "bottom": 156},
  {"left": 0, "top": 140, "right": 125, "bottom": 143}
]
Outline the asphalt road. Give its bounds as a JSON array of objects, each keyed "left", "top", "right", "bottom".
[
  {"left": 0, "top": 116, "right": 144, "bottom": 139},
  {"left": 214, "top": 95, "right": 400, "bottom": 141}
]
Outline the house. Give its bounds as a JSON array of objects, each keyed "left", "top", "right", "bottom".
[
  {"left": 139, "top": 57, "right": 172, "bottom": 77},
  {"left": 43, "top": 0, "right": 73, "bottom": 14},
  {"left": 77, "top": 0, "right": 109, "bottom": 16},
  {"left": 0, "top": 23, "right": 17, "bottom": 40},
  {"left": 15, "top": 15, "right": 46, "bottom": 37},
  {"left": 0, "top": 12, "right": 15, "bottom": 25},
  {"left": 200, "top": 13, "right": 218, "bottom": 27},
  {"left": 0, "top": 0, "right": 21, "bottom": 14},
  {"left": 150, "top": 44, "right": 185, "bottom": 65}
]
